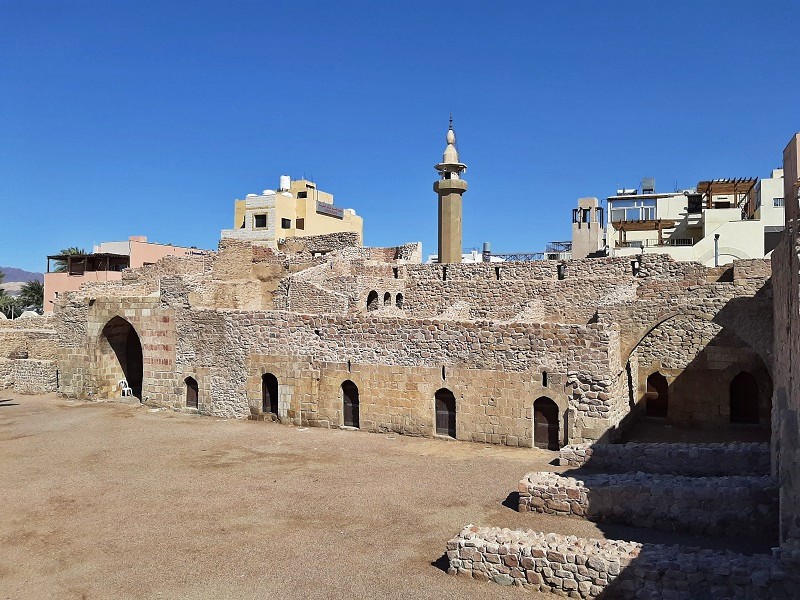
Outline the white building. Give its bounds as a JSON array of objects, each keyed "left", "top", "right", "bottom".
[{"left": 605, "top": 171, "right": 785, "bottom": 266}]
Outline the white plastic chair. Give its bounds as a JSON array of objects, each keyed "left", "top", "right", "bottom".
[{"left": 118, "top": 379, "right": 133, "bottom": 397}]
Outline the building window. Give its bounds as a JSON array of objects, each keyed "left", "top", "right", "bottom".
[
  {"left": 610, "top": 199, "right": 656, "bottom": 222},
  {"left": 297, "top": 191, "right": 307, "bottom": 199},
  {"left": 281, "top": 218, "right": 292, "bottom": 229},
  {"left": 254, "top": 214, "right": 267, "bottom": 228},
  {"left": 296, "top": 218, "right": 305, "bottom": 230},
  {"left": 774, "top": 197, "right": 785, "bottom": 207}
]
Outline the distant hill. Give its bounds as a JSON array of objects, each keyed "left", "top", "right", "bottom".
[{"left": 0, "top": 267, "right": 44, "bottom": 284}]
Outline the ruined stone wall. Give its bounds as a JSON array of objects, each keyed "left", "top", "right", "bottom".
[
  {"left": 0, "top": 359, "right": 58, "bottom": 394},
  {"left": 447, "top": 526, "right": 799, "bottom": 598},
  {"left": 635, "top": 314, "right": 772, "bottom": 427},
  {"left": 37, "top": 242, "right": 776, "bottom": 450},
  {"left": 772, "top": 215, "right": 800, "bottom": 554},
  {"left": 518, "top": 471, "right": 778, "bottom": 541},
  {"left": 176, "top": 309, "right": 619, "bottom": 444},
  {"left": 0, "top": 316, "right": 58, "bottom": 361},
  {"left": 402, "top": 257, "right": 641, "bottom": 323},
  {"left": 278, "top": 230, "right": 361, "bottom": 253},
  {"left": 239, "top": 357, "right": 558, "bottom": 446},
  {"left": 0, "top": 316, "right": 59, "bottom": 394},
  {"left": 559, "top": 442, "right": 771, "bottom": 476}
]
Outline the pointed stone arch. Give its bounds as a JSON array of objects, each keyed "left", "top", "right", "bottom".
[{"left": 97, "top": 316, "right": 143, "bottom": 399}]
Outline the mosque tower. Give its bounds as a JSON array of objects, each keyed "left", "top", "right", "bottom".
[{"left": 434, "top": 117, "right": 468, "bottom": 263}]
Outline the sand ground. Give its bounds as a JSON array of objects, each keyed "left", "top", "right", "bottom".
[{"left": 0, "top": 394, "right": 769, "bottom": 599}]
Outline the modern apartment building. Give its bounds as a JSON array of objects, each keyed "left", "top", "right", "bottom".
[
  {"left": 220, "top": 176, "right": 363, "bottom": 247},
  {"left": 604, "top": 170, "right": 785, "bottom": 265}
]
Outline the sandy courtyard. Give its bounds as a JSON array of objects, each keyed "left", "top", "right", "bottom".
[{"left": 0, "top": 394, "right": 767, "bottom": 599}]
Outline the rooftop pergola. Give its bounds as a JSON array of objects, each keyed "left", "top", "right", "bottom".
[
  {"left": 46, "top": 253, "right": 129, "bottom": 275},
  {"left": 696, "top": 178, "right": 758, "bottom": 210}
]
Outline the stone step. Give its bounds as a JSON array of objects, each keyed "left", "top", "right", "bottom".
[
  {"left": 518, "top": 471, "right": 778, "bottom": 541},
  {"left": 558, "top": 442, "right": 770, "bottom": 477},
  {"left": 446, "top": 525, "right": 798, "bottom": 599}
]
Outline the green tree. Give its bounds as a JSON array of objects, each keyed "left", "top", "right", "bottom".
[
  {"left": 0, "top": 271, "right": 11, "bottom": 318},
  {"left": 52, "top": 247, "right": 86, "bottom": 273},
  {"left": 18, "top": 280, "right": 44, "bottom": 312}
]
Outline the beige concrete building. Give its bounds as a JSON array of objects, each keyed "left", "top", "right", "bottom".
[
  {"left": 221, "top": 176, "right": 363, "bottom": 248},
  {"left": 570, "top": 197, "right": 605, "bottom": 259},
  {"left": 606, "top": 171, "right": 785, "bottom": 266}
]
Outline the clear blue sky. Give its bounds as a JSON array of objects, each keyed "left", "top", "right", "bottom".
[{"left": 1, "top": 1, "right": 796, "bottom": 272}]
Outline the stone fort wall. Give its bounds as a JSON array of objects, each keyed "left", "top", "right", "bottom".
[
  {"left": 772, "top": 196, "right": 800, "bottom": 554},
  {"left": 38, "top": 237, "right": 774, "bottom": 449}
]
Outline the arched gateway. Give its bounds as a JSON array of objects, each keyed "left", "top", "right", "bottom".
[{"left": 98, "top": 316, "right": 143, "bottom": 399}]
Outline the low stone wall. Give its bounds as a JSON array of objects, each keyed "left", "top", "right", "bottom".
[
  {"left": 518, "top": 471, "right": 778, "bottom": 541},
  {"left": 0, "top": 358, "right": 58, "bottom": 394},
  {"left": 446, "top": 525, "right": 799, "bottom": 598},
  {"left": 559, "top": 442, "right": 771, "bottom": 476}
]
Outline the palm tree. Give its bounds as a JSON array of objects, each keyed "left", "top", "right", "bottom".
[
  {"left": 52, "top": 247, "right": 86, "bottom": 273},
  {"left": 18, "top": 280, "right": 44, "bottom": 312}
]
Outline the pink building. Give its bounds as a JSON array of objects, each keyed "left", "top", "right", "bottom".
[{"left": 44, "top": 236, "right": 210, "bottom": 313}]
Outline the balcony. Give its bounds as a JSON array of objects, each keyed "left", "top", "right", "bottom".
[{"left": 616, "top": 238, "right": 695, "bottom": 249}]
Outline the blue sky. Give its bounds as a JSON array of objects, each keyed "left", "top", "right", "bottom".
[{"left": 1, "top": 1, "right": 796, "bottom": 272}]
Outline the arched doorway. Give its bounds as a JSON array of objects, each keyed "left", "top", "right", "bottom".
[
  {"left": 99, "top": 316, "right": 143, "bottom": 399},
  {"left": 645, "top": 372, "right": 668, "bottom": 418},
  {"left": 730, "top": 372, "right": 759, "bottom": 424},
  {"left": 262, "top": 373, "right": 279, "bottom": 416},
  {"left": 435, "top": 388, "right": 456, "bottom": 438},
  {"left": 342, "top": 380, "right": 359, "bottom": 428},
  {"left": 533, "top": 397, "right": 559, "bottom": 450},
  {"left": 185, "top": 376, "right": 198, "bottom": 409}
]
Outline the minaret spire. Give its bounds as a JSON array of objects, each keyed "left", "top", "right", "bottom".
[{"left": 434, "top": 118, "right": 468, "bottom": 264}]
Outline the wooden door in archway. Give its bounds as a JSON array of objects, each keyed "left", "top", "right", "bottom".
[
  {"left": 533, "top": 397, "right": 559, "bottom": 450},
  {"left": 185, "top": 377, "right": 198, "bottom": 409}
]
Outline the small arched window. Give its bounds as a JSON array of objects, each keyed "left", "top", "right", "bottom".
[
  {"left": 384, "top": 292, "right": 392, "bottom": 306},
  {"left": 542, "top": 371, "right": 548, "bottom": 387},
  {"left": 395, "top": 293, "right": 404, "bottom": 309},
  {"left": 366, "top": 290, "right": 379, "bottom": 311}
]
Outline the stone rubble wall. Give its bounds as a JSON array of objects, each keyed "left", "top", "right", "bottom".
[
  {"left": 216, "top": 311, "right": 616, "bottom": 375},
  {"left": 179, "top": 310, "right": 620, "bottom": 441},
  {"left": 0, "top": 358, "right": 58, "bottom": 394},
  {"left": 278, "top": 230, "right": 361, "bottom": 254},
  {"left": 770, "top": 154, "right": 800, "bottom": 555},
  {"left": 446, "top": 526, "right": 799, "bottom": 599},
  {"left": 559, "top": 442, "right": 771, "bottom": 476},
  {"left": 518, "top": 471, "right": 778, "bottom": 541}
]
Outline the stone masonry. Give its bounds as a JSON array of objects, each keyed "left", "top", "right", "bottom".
[
  {"left": 0, "top": 232, "right": 773, "bottom": 450},
  {"left": 447, "top": 526, "right": 799, "bottom": 599},
  {"left": 518, "top": 471, "right": 778, "bottom": 541}
]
